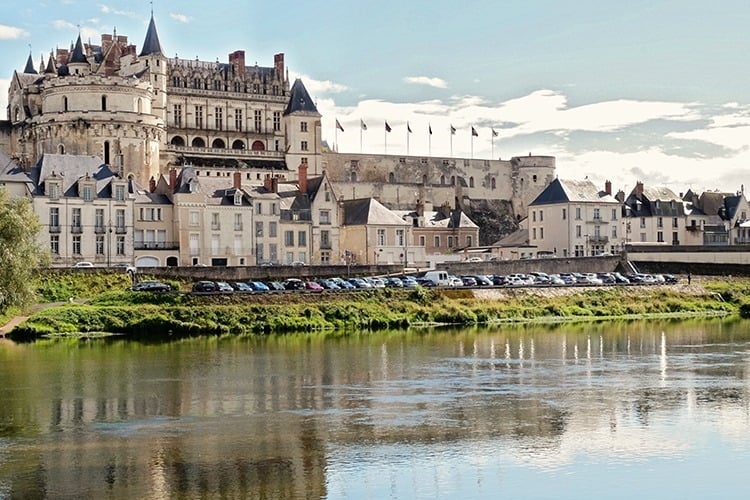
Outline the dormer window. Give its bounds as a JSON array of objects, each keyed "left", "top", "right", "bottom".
[
  {"left": 82, "top": 184, "right": 94, "bottom": 202},
  {"left": 48, "top": 181, "right": 60, "bottom": 200},
  {"left": 114, "top": 184, "right": 125, "bottom": 201},
  {"left": 234, "top": 191, "right": 242, "bottom": 206}
]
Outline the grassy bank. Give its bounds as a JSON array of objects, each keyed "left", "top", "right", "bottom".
[{"left": 6, "top": 271, "right": 744, "bottom": 340}]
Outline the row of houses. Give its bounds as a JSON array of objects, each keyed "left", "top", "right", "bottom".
[
  {"left": 0, "top": 150, "right": 480, "bottom": 268},
  {"left": 506, "top": 177, "right": 750, "bottom": 259}
]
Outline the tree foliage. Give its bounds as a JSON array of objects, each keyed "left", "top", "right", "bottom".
[{"left": 0, "top": 188, "right": 45, "bottom": 311}]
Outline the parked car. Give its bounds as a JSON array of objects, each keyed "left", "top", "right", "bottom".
[
  {"left": 461, "top": 276, "right": 478, "bottom": 287},
  {"left": 192, "top": 281, "right": 218, "bottom": 294},
  {"left": 73, "top": 261, "right": 94, "bottom": 268},
  {"left": 612, "top": 272, "right": 630, "bottom": 284},
  {"left": 547, "top": 274, "right": 566, "bottom": 286},
  {"left": 266, "top": 281, "right": 286, "bottom": 292},
  {"left": 596, "top": 273, "right": 616, "bottom": 284},
  {"left": 663, "top": 274, "right": 678, "bottom": 284},
  {"left": 232, "top": 282, "right": 253, "bottom": 292},
  {"left": 492, "top": 275, "right": 508, "bottom": 286},
  {"left": 132, "top": 280, "right": 171, "bottom": 292},
  {"left": 112, "top": 263, "right": 137, "bottom": 273},
  {"left": 249, "top": 281, "right": 270, "bottom": 292},
  {"left": 584, "top": 273, "right": 604, "bottom": 285},
  {"left": 385, "top": 277, "right": 404, "bottom": 288},
  {"left": 473, "top": 275, "right": 493, "bottom": 286},
  {"left": 215, "top": 281, "right": 234, "bottom": 294},
  {"left": 331, "top": 277, "right": 356, "bottom": 290},
  {"left": 284, "top": 278, "right": 306, "bottom": 290},
  {"left": 347, "top": 277, "right": 371, "bottom": 289},
  {"left": 401, "top": 276, "right": 419, "bottom": 288},
  {"left": 448, "top": 275, "right": 463, "bottom": 287},
  {"left": 305, "top": 281, "right": 324, "bottom": 291}
]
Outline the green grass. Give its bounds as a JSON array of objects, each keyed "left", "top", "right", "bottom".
[{"left": 7, "top": 272, "right": 745, "bottom": 340}]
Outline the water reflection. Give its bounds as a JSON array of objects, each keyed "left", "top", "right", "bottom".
[{"left": 1, "top": 319, "right": 750, "bottom": 498}]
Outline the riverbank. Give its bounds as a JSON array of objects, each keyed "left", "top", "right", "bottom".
[{"left": 5, "top": 274, "right": 744, "bottom": 340}]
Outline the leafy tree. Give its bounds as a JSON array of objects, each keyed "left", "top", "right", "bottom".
[{"left": 0, "top": 188, "right": 46, "bottom": 311}]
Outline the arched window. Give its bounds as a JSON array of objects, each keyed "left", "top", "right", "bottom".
[
  {"left": 101, "top": 95, "right": 107, "bottom": 111},
  {"left": 234, "top": 82, "right": 241, "bottom": 92},
  {"left": 388, "top": 172, "right": 395, "bottom": 182},
  {"left": 63, "top": 96, "right": 68, "bottom": 112},
  {"left": 491, "top": 177, "right": 496, "bottom": 189},
  {"left": 533, "top": 175, "right": 538, "bottom": 183},
  {"left": 104, "top": 141, "right": 110, "bottom": 164},
  {"left": 422, "top": 174, "right": 428, "bottom": 185},
  {"left": 13, "top": 107, "right": 20, "bottom": 122},
  {"left": 211, "top": 138, "right": 226, "bottom": 149},
  {"left": 440, "top": 175, "right": 445, "bottom": 185},
  {"left": 251, "top": 140, "right": 265, "bottom": 151},
  {"left": 191, "top": 137, "right": 206, "bottom": 147},
  {"left": 350, "top": 171, "right": 357, "bottom": 182},
  {"left": 469, "top": 176, "right": 474, "bottom": 188},
  {"left": 232, "top": 139, "right": 245, "bottom": 150},
  {"left": 57, "top": 144, "right": 65, "bottom": 154},
  {"left": 170, "top": 136, "right": 185, "bottom": 146},
  {"left": 137, "top": 98, "right": 143, "bottom": 114}
]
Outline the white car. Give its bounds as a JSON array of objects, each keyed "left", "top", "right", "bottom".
[
  {"left": 584, "top": 273, "right": 604, "bottom": 285},
  {"left": 73, "top": 261, "right": 94, "bottom": 268}
]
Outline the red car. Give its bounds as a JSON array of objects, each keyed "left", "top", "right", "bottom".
[{"left": 304, "top": 281, "right": 324, "bottom": 291}]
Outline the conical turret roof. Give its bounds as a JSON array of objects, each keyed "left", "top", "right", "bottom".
[
  {"left": 44, "top": 53, "right": 56, "bottom": 74},
  {"left": 283, "top": 79, "right": 319, "bottom": 116},
  {"left": 70, "top": 34, "right": 87, "bottom": 64},
  {"left": 23, "top": 52, "right": 37, "bottom": 74},
  {"left": 139, "top": 15, "right": 165, "bottom": 57}
]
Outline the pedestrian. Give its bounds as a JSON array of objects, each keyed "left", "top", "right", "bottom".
[{"left": 688, "top": 273, "right": 692, "bottom": 285}]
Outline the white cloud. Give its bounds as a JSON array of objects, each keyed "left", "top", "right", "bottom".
[
  {"left": 98, "top": 4, "right": 138, "bottom": 19},
  {"left": 290, "top": 73, "right": 348, "bottom": 95},
  {"left": 52, "top": 19, "right": 76, "bottom": 30},
  {"left": 0, "top": 24, "right": 28, "bottom": 40},
  {"left": 404, "top": 76, "right": 448, "bottom": 89},
  {"left": 170, "top": 13, "right": 191, "bottom": 24}
]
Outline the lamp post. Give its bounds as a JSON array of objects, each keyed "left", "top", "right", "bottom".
[{"left": 107, "top": 220, "right": 112, "bottom": 267}]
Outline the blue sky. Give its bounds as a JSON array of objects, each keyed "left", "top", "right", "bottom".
[{"left": 2, "top": 0, "right": 750, "bottom": 194}]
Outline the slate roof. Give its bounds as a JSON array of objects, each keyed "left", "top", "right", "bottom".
[
  {"left": 0, "top": 150, "right": 32, "bottom": 185},
  {"left": 283, "top": 79, "right": 319, "bottom": 116},
  {"left": 491, "top": 228, "right": 531, "bottom": 247},
  {"left": 70, "top": 34, "right": 88, "bottom": 64},
  {"left": 31, "top": 154, "right": 121, "bottom": 197},
  {"left": 529, "top": 178, "right": 618, "bottom": 205},
  {"left": 393, "top": 208, "right": 479, "bottom": 229},
  {"left": 139, "top": 15, "right": 165, "bottom": 57},
  {"left": 23, "top": 53, "right": 37, "bottom": 74},
  {"left": 624, "top": 183, "right": 684, "bottom": 217},
  {"left": 341, "top": 198, "right": 409, "bottom": 226},
  {"left": 172, "top": 167, "right": 252, "bottom": 206}
]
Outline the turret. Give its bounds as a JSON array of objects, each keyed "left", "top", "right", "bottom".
[{"left": 67, "top": 34, "right": 90, "bottom": 76}]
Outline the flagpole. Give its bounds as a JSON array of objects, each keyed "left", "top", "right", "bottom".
[
  {"left": 360, "top": 124, "right": 363, "bottom": 153},
  {"left": 406, "top": 124, "right": 410, "bottom": 155},
  {"left": 450, "top": 127, "right": 453, "bottom": 157},
  {"left": 491, "top": 134, "right": 494, "bottom": 160},
  {"left": 428, "top": 124, "right": 432, "bottom": 156},
  {"left": 384, "top": 122, "right": 387, "bottom": 155}
]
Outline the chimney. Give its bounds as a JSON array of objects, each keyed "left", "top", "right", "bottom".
[
  {"left": 274, "top": 53, "right": 284, "bottom": 77},
  {"left": 604, "top": 180, "right": 612, "bottom": 196},
  {"left": 233, "top": 171, "right": 241, "bottom": 190},
  {"left": 271, "top": 176, "right": 278, "bottom": 194},
  {"left": 298, "top": 162, "right": 308, "bottom": 194},
  {"left": 228, "top": 50, "right": 245, "bottom": 78},
  {"left": 148, "top": 176, "right": 156, "bottom": 193},
  {"left": 169, "top": 167, "right": 177, "bottom": 193},
  {"left": 635, "top": 181, "right": 644, "bottom": 197},
  {"left": 416, "top": 199, "right": 425, "bottom": 217}
]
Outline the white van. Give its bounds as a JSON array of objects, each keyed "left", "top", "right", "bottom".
[{"left": 423, "top": 270, "right": 451, "bottom": 286}]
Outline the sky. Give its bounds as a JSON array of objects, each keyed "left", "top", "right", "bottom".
[{"left": 2, "top": 0, "right": 750, "bottom": 195}]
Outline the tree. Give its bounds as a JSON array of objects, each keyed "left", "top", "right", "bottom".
[{"left": 0, "top": 188, "right": 46, "bottom": 312}]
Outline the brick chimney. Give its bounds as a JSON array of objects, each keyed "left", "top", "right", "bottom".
[
  {"left": 148, "top": 176, "right": 156, "bottom": 193},
  {"left": 169, "top": 167, "right": 177, "bottom": 193},
  {"left": 635, "top": 181, "right": 644, "bottom": 197},
  {"left": 604, "top": 180, "right": 612, "bottom": 196},
  {"left": 298, "top": 162, "right": 308, "bottom": 194},
  {"left": 228, "top": 50, "right": 245, "bottom": 78},
  {"left": 233, "top": 171, "right": 241, "bottom": 190},
  {"left": 274, "top": 53, "right": 284, "bottom": 77},
  {"left": 263, "top": 174, "right": 272, "bottom": 192}
]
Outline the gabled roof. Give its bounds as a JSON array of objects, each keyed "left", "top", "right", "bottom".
[
  {"left": 0, "top": 150, "right": 32, "bottom": 185},
  {"left": 530, "top": 178, "right": 618, "bottom": 205},
  {"left": 341, "top": 198, "right": 409, "bottom": 226},
  {"left": 491, "top": 228, "right": 531, "bottom": 248},
  {"left": 139, "top": 14, "right": 165, "bottom": 57},
  {"left": 283, "top": 79, "right": 319, "bottom": 116},
  {"left": 394, "top": 208, "right": 479, "bottom": 229},
  {"left": 70, "top": 34, "right": 88, "bottom": 64}
]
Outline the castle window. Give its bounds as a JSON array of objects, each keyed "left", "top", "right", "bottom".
[
  {"left": 173, "top": 104, "right": 182, "bottom": 127},
  {"left": 195, "top": 106, "right": 204, "bottom": 128},
  {"left": 491, "top": 177, "right": 496, "bottom": 189},
  {"left": 440, "top": 175, "right": 445, "bottom": 185},
  {"left": 389, "top": 172, "right": 395, "bottom": 182},
  {"left": 137, "top": 98, "right": 143, "bottom": 114},
  {"left": 399, "top": 158, "right": 405, "bottom": 163},
  {"left": 300, "top": 122, "right": 308, "bottom": 132},
  {"left": 350, "top": 171, "right": 357, "bottom": 182},
  {"left": 235, "top": 109, "right": 242, "bottom": 131},
  {"left": 104, "top": 141, "right": 110, "bottom": 164},
  {"left": 469, "top": 177, "right": 474, "bottom": 188},
  {"left": 191, "top": 137, "right": 206, "bottom": 147},
  {"left": 273, "top": 112, "right": 281, "bottom": 131},
  {"left": 171, "top": 136, "right": 185, "bottom": 146},
  {"left": 254, "top": 110, "right": 262, "bottom": 132},
  {"left": 232, "top": 139, "right": 245, "bottom": 150},
  {"left": 422, "top": 175, "right": 428, "bottom": 185},
  {"left": 212, "top": 138, "right": 226, "bottom": 149},
  {"left": 63, "top": 96, "right": 68, "bottom": 112},
  {"left": 101, "top": 95, "right": 107, "bottom": 111},
  {"left": 301, "top": 141, "right": 308, "bottom": 151},
  {"left": 450, "top": 176, "right": 455, "bottom": 186},
  {"left": 234, "top": 82, "right": 241, "bottom": 92},
  {"left": 215, "top": 107, "right": 223, "bottom": 130},
  {"left": 58, "top": 144, "right": 65, "bottom": 154},
  {"left": 533, "top": 175, "right": 538, "bottom": 182}
]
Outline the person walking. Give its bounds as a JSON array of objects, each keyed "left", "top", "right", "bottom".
[{"left": 687, "top": 273, "right": 692, "bottom": 285}]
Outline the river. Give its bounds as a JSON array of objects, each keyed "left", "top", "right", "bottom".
[{"left": 1, "top": 318, "right": 750, "bottom": 499}]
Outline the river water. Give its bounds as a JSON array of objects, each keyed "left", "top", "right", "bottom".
[{"left": 2, "top": 319, "right": 750, "bottom": 499}]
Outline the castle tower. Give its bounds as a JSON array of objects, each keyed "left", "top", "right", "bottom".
[
  {"left": 283, "top": 79, "right": 322, "bottom": 177},
  {"left": 67, "top": 34, "right": 90, "bottom": 77}
]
